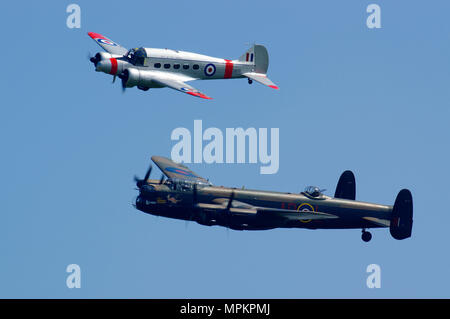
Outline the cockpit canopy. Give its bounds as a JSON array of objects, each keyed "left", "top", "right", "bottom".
[
  {"left": 304, "top": 186, "right": 323, "bottom": 198},
  {"left": 126, "top": 47, "right": 148, "bottom": 66},
  {"left": 164, "top": 178, "right": 211, "bottom": 191}
]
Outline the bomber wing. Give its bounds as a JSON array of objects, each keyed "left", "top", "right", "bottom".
[
  {"left": 87, "top": 32, "right": 129, "bottom": 56},
  {"left": 151, "top": 156, "right": 210, "bottom": 183},
  {"left": 256, "top": 206, "right": 338, "bottom": 221},
  {"left": 195, "top": 199, "right": 338, "bottom": 221}
]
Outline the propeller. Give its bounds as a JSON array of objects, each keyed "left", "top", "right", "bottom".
[
  {"left": 225, "top": 191, "right": 235, "bottom": 229},
  {"left": 192, "top": 183, "right": 198, "bottom": 207},
  {"left": 118, "top": 69, "right": 129, "bottom": 92},
  {"left": 186, "top": 183, "right": 199, "bottom": 229},
  {"left": 88, "top": 52, "right": 101, "bottom": 67},
  {"left": 134, "top": 164, "right": 152, "bottom": 189}
]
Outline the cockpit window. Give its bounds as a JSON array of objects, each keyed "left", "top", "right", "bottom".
[
  {"left": 304, "top": 186, "right": 322, "bottom": 198},
  {"left": 165, "top": 178, "right": 210, "bottom": 191},
  {"left": 127, "top": 48, "right": 148, "bottom": 66}
]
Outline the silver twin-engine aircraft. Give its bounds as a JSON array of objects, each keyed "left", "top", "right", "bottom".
[{"left": 87, "top": 32, "right": 279, "bottom": 99}]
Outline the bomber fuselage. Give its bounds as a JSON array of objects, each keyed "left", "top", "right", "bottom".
[{"left": 135, "top": 180, "right": 392, "bottom": 231}]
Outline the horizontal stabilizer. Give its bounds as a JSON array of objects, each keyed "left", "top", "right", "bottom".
[
  {"left": 243, "top": 72, "right": 279, "bottom": 90},
  {"left": 363, "top": 217, "right": 390, "bottom": 227}
]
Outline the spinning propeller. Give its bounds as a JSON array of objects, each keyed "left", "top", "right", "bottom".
[
  {"left": 118, "top": 69, "right": 130, "bottom": 92},
  {"left": 134, "top": 163, "right": 152, "bottom": 189}
]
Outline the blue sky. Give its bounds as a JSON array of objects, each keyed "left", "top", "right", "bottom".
[{"left": 1, "top": 0, "right": 450, "bottom": 298}]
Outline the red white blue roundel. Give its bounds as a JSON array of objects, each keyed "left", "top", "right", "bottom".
[
  {"left": 204, "top": 64, "right": 216, "bottom": 76},
  {"left": 165, "top": 166, "right": 197, "bottom": 178},
  {"left": 97, "top": 38, "right": 118, "bottom": 46}
]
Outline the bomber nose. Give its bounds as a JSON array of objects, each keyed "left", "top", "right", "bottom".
[{"left": 95, "top": 60, "right": 111, "bottom": 73}]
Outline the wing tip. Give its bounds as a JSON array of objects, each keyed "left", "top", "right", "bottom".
[
  {"left": 87, "top": 32, "right": 106, "bottom": 40},
  {"left": 269, "top": 85, "right": 279, "bottom": 90},
  {"left": 187, "top": 92, "right": 213, "bottom": 100}
]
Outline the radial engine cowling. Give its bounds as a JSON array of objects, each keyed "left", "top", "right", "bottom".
[{"left": 120, "top": 68, "right": 157, "bottom": 89}]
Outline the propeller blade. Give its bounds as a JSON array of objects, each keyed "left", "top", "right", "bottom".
[
  {"left": 144, "top": 165, "right": 152, "bottom": 182},
  {"left": 187, "top": 183, "right": 198, "bottom": 223},
  {"left": 119, "top": 70, "right": 129, "bottom": 93},
  {"left": 224, "top": 191, "right": 235, "bottom": 229},
  {"left": 226, "top": 191, "right": 235, "bottom": 210},
  {"left": 193, "top": 183, "right": 198, "bottom": 206},
  {"left": 135, "top": 163, "right": 152, "bottom": 188}
]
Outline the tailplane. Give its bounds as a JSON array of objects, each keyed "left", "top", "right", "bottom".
[
  {"left": 239, "top": 44, "right": 278, "bottom": 89},
  {"left": 238, "top": 44, "right": 269, "bottom": 74}
]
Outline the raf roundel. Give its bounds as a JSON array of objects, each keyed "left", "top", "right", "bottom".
[
  {"left": 97, "top": 38, "right": 118, "bottom": 46},
  {"left": 204, "top": 64, "right": 216, "bottom": 77},
  {"left": 165, "top": 167, "right": 197, "bottom": 178},
  {"left": 297, "top": 203, "right": 315, "bottom": 223}
]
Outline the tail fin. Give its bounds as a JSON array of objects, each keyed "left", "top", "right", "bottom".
[
  {"left": 238, "top": 44, "right": 269, "bottom": 74},
  {"left": 390, "top": 189, "right": 413, "bottom": 240},
  {"left": 334, "top": 170, "right": 356, "bottom": 200}
]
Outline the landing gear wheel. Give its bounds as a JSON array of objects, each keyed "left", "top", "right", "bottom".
[
  {"left": 361, "top": 230, "right": 372, "bottom": 242},
  {"left": 248, "top": 79, "right": 253, "bottom": 85}
]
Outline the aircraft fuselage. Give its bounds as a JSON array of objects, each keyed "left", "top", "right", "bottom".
[{"left": 135, "top": 180, "right": 392, "bottom": 231}]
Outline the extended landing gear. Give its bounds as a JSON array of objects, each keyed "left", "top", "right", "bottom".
[
  {"left": 248, "top": 78, "right": 253, "bottom": 85},
  {"left": 361, "top": 229, "right": 372, "bottom": 242}
]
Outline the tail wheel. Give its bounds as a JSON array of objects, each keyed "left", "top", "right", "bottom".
[{"left": 362, "top": 230, "right": 372, "bottom": 242}]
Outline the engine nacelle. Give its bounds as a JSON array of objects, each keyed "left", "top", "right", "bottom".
[
  {"left": 92, "top": 52, "right": 126, "bottom": 75},
  {"left": 121, "top": 68, "right": 164, "bottom": 89},
  {"left": 96, "top": 51, "right": 113, "bottom": 61}
]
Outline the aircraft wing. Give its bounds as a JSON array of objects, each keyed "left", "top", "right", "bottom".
[
  {"left": 195, "top": 199, "right": 338, "bottom": 221},
  {"left": 256, "top": 207, "right": 338, "bottom": 221},
  {"left": 243, "top": 72, "right": 279, "bottom": 90},
  {"left": 151, "top": 156, "right": 210, "bottom": 183},
  {"left": 87, "top": 32, "right": 128, "bottom": 56},
  {"left": 151, "top": 75, "right": 212, "bottom": 100}
]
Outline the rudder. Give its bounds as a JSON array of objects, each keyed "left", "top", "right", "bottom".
[
  {"left": 390, "top": 189, "right": 413, "bottom": 240},
  {"left": 334, "top": 170, "right": 356, "bottom": 200},
  {"left": 238, "top": 45, "right": 269, "bottom": 74}
]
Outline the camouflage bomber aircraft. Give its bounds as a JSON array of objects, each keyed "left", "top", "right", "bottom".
[{"left": 134, "top": 156, "right": 413, "bottom": 242}]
